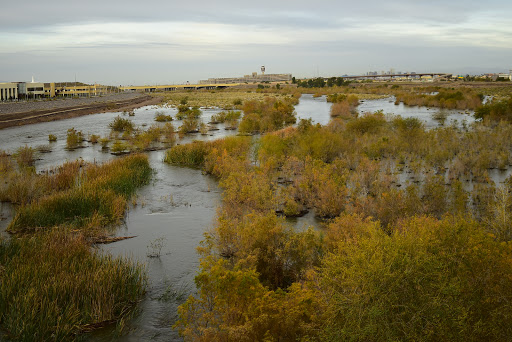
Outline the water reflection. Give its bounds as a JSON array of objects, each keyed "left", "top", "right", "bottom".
[{"left": 358, "top": 96, "right": 475, "bottom": 129}]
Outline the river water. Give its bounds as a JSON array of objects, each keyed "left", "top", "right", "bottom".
[{"left": 0, "top": 94, "right": 482, "bottom": 341}]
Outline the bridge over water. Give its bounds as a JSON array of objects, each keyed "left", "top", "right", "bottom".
[
  {"left": 333, "top": 73, "right": 452, "bottom": 80},
  {"left": 120, "top": 83, "right": 241, "bottom": 92}
]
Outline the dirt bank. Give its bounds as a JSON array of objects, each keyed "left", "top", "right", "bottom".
[{"left": 0, "top": 94, "right": 162, "bottom": 129}]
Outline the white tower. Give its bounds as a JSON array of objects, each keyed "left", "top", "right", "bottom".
[{"left": 261, "top": 66, "right": 265, "bottom": 75}]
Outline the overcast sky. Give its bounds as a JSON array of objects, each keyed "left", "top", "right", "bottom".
[{"left": 1, "top": 0, "right": 511, "bottom": 85}]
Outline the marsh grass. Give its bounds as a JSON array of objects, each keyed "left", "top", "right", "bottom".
[
  {"left": 89, "top": 134, "right": 100, "bottom": 144},
  {"left": 0, "top": 150, "right": 13, "bottom": 174},
  {"left": 154, "top": 111, "right": 173, "bottom": 122},
  {"left": 0, "top": 229, "right": 146, "bottom": 342},
  {"left": 163, "top": 90, "right": 278, "bottom": 109},
  {"left": 7, "top": 154, "right": 151, "bottom": 233},
  {"left": 66, "top": 128, "right": 84, "bottom": 150},
  {"left": 164, "top": 141, "right": 209, "bottom": 168},
  {"left": 37, "top": 144, "right": 52, "bottom": 153},
  {"left": 109, "top": 116, "right": 135, "bottom": 133},
  {"left": 15, "top": 145, "right": 36, "bottom": 168},
  {"left": 0, "top": 156, "right": 150, "bottom": 340}
]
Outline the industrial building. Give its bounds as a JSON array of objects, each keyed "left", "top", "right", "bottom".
[{"left": 199, "top": 72, "right": 292, "bottom": 84}]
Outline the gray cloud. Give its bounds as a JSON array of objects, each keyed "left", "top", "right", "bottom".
[{"left": 1, "top": 0, "right": 511, "bottom": 83}]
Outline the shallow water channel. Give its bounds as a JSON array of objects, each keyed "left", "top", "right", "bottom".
[{"left": 0, "top": 94, "right": 480, "bottom": 341}]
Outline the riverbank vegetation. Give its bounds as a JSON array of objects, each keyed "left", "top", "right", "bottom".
[
  {"left": 7, "top": 154, "right": 151, "bottom": 234},
  {"left": 97, "top": 116, "right": 177, "bottom": 154},
  {"left": 238, "top": 97, "right": 297, "bottom": 134},
  {"left": 168, "top": 103, "right": 512, "bottom": 339},
  {"left": 475, "top": 96, "right": 512, "bottom": 121},
  {"left": 161, "top": 90, "right": 286, "bottom": 109},
  {"left": 0, "top": 154, "right": 151, "bottom": 340},
  {"left": 0, "top": 230, "right": 146, "bottom": 341}
]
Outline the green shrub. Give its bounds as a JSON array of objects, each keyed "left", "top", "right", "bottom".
[
  {"left": 154, "top": 111, "right": 173, "bottom": 122},
  {"left": 66, "top": 128, "right": 84, "bottom": 150},
  {"left": 109, "top": 116, "right": 135, "bottom": 132}
]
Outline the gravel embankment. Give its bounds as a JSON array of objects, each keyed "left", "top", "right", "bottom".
[{"left": 0, "top": 93, "right": 143, "bottom": 115}]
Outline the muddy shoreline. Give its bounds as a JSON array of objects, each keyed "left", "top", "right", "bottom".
[{"left": 0, "top": 94, "right": 162, "bottom": 129}]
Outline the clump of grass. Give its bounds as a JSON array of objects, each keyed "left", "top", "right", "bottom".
[
  {"left": 161, "top": 122, "right": 176, "bottom": 145},
  {"left": 433, "top": 110, "right": 448, "bottom": 125},
  {"left": 8, "top": 186, "right": 126, "bottom": 231},
  {"left": 178, "top": 118, "right": 199, "bottom": 135},
  {"left": 164, "top": 136, "right": 251, "bottom": 170},
  {"left": 0, "top": 169, "right": 47, "bottom": 205},
  {"left": 0, "top": 150, "right": 13, "bottom": 173},
  {"left": 154, "top": 111, "right": 173, "bottom": 122},
  {"left": 175, "top": 106, "right": 201, "bottom": 120},
  {"left": 15, "top": 145, "right": 36, "bottom": 168},
  {"left": 109, "top": 116, "right": 135, "bottom": 133},
  {"left": 199, "top": 122, "right": 209, "bottom": 135},
  {"left": 48, "top": 134, "right": 57, "bottom": 142},
  {"left": 90, "top": 134, "right": 100, "bottom": 144},
  {"left": 66, "top": 128, "right": 84, "bottom": 150},
  {"left": 0, "top": 229, "right": 146, "bottom": 342},
  {"left": 164, "top": 141, "right": 209, "bottom": 168},
  {"left": 147, "top": 236, "right": 167, "bottom": 258},
  {"left": 100, "top": 137, "right": 110, "bottom": 150},
  {"left": 210, "top": 110, "right": 241, "bottom": 124},
  {"left": 37, "top": 144, "right": 52, "bottom": 153},
  {"left": 110, "top": 140, "right": 130, "bottom": 154}
]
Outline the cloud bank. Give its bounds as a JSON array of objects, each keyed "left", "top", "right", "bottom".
[{"left": 1, "top": 0, "right": 511, "bottom": 84}]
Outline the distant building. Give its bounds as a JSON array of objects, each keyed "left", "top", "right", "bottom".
[
  {"left": 56, "top": 84, "right": 109, "bottom": 97},
  {"left": 0, "top": 83, "right": 18, "bottom": 101},
  {"left": 199, "top": 72, "right": 292, "bottom": 84},
  {"left": 0, "top": 80, "right": 113, "bottom": 101},
  {"left": 18, "top": 81, "right": 46, "bottom": 98}
]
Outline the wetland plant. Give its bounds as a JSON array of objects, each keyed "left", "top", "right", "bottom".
[
  {"left": 147, "top": 236, "right": 168, "bottom": 258},
  {"left": 15, "top": 145, "right": 36, "bottom": 168},
  {"left": 37, "top": 144, "right": 52, "bottom": 153},
  {"left": 66, "top": 128, "right": 84, "bottom": 150},
  {"left": 154, "top": 111, "right": 173, "bottom": 122},
  {"left": 7, "top": 154, "right": 152, "bottom": 233},
  {"left": 0, "top": 230, "right": 146, "bottom": 341},
  {"left": 109, "top": 116, "right": 135, "bottom": 133}
]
